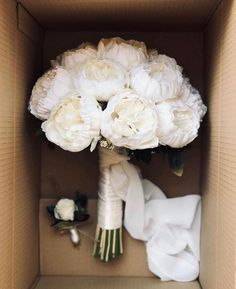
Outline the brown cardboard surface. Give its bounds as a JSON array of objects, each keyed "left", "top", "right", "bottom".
[
  {"left": 0, "top": 2, "right": 15, "bottom": 288},
  {"left": 200, "top": 0, "right": 236, "bottom": 288},
  {"left": 199, "top": 5, "right": 222, "bottom": 289},
  {"left": 40, "top": 199, "right": 153, "bottom": 277},
  {"left": 217, "top": 0, "right": 236, "bottom": 288},
  {"left": 0, "top": 1, "right": 43, "bottom": 289},
  {"left": 35, "top": 276, "right": 201, "bottom": 289},
  {"left": 0, "top": 1, "right": 235, "bottom": 288},
  {"left": 14, "top": 31, "right": 42, "bottom": 289},
  {"left": 41, "top": 31, "right": 204, "bottom": 199},
  {"left": 19, "top": 0, "right": 219, "bottom": 31},
  {"left": 17, "top": 3, "right": 44, "bottom": 44}
]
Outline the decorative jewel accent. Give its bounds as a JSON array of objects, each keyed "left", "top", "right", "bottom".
[{"left": 99, "top": 138, "right": 115, "bottom": 151}]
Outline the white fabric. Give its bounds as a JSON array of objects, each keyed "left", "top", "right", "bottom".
[
  {"left": 97, "top": 148, "right": 129, "bottom": 230},
  {"left": 105, "top": 150, "right": 201, "bottom": 282},
  {"left": 98, "top": 167, "right": 123, "bottom": 229}
]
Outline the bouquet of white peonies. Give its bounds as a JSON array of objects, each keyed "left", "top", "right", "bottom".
[{"left": 29, "top": 37, "right": 206, "bottom": 262}]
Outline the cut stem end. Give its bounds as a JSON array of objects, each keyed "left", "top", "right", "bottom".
[{"left": 93, "top": 226, "right": 123, "bottom": 262}]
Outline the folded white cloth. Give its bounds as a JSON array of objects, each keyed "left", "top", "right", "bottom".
[{"left": 110, "top": 160, "right": 201, "bottom": 282}]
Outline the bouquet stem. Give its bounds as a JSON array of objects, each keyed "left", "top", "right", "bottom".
[
  {"left": 93, "top": 146, "right": 126, "bottom": 262},
  {"left": 93, "top": 226, "right": 123, "bottom": 262}
]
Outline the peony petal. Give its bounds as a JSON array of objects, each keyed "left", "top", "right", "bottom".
[
  {"left": 97, "top": 37, "right": 148, "bottom": 70},
  {"left": 72, "top": 58, "right": 129, "bottom": 102},
  {"left": 101, "top": 89, "right": 159, "bottom": 150},
  {"left": 42, "top": 92, "right": 102, "bottom": 152},
  {"left": 29, "top": 67, "right": 74, "bottom": 120},
  {"left": 156, "top": 101, "right": 200, "bottom": 148},
  {"left": 51, "top": 44, "right": 97, "bottom": 70},
  {"left": 130, "top": 55, "right": 183, "bottom": 103}
]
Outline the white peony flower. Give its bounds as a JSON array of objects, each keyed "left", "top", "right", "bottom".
[
  {"left": 29, "top": 67, "right": 73, "bottom": 120},
  {"left": 41, "top": 92, "right": 102, "bottom": 152},
  {"left": 177, "top": 79, "right": 207, "bottom": 120},
  {"left": 130, "top": 54, "right": 183, "bottom": 103},
  {"left": 72, "top": 58, "right": 129, "bottom": 102},
  {"left": 101, "top": 89, "right": 159, "bottom": 149},
  {"left": 154, "top": 55, "right": 183, "bottom": 71},
  {"left": 148, "top": 49, "right": 159, "bottom": 62},
  {"left": 54, "top": 198, "right": 76, "bottom": 221},
  {"left": 97, "top": 37, "right": 148, "bottom": 70},
  {"left": 51, "top": 42, "right": 97, "bottom": 69},
  {"left": 155, "top": 102, "right": 200, "bottom": 148}
]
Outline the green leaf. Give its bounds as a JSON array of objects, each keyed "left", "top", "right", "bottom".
[
  {"left": 168, "top": 149, "right": 184, "bottom": 177},
  {"left": 75, "top": 192, "right": 88, "bottom": 208},
  {"left": 53, "top": 221, "right": 76, "bottom": 231},
  {"left": 74, "top": 210, "right": 90, "bottom": 222},
  {"left": 47, "top": 206, "right": 55, "bottom": 217},
  {"left": 132, "top": 149, "right": 153, "bottom": 164}
]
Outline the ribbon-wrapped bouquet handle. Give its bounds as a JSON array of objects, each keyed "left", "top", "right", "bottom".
[{"left": 93, "top": 146, "right": 129, "bottom": 261}]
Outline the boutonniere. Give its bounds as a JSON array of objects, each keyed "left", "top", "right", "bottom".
[{"left": 47, "top": 192, "right": 89, "bottom": 246}]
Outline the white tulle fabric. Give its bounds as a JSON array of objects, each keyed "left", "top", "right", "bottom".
[{"left": 98, "top": 148, "right": 201, "bottom": 282}]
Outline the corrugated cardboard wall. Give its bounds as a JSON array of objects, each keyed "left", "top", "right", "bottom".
[
  {"left": 42, "top": 31, "right": 204, "bottom": 200},
  {"left": 19, "top": 0, "right": 219, "bottom": 31},
  {"left": 0, "top": 2, "right": 43, "bottom": 289},
  {"left": 14, "top": 26, "right": 42, "bottom": 289},
  {"left": 200, "top": 0, "right": 236, "bottom": 288},
  {"left": 0, "top": 2, "right": 15, "bottom": 288}
]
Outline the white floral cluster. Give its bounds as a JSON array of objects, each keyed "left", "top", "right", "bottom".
[{"left": 29, "top": 37, "right": 207, "bottom": 151}]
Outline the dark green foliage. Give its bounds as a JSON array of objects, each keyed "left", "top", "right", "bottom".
[
  {"left": 129, "top": 145, "right": 189, "bottom": 177},
  {"left": 35, "top": 127, "right": 55, "bottom": 150},
  {"left": 167, "top": 148, "right": 184, "bottom": 177},
  {"left": 46, "top": 192, "right": 90, "bottom": 230}
]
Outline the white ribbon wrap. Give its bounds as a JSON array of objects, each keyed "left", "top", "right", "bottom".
[
  {"left": 97, "top": 147, "right": 129, "bottom": 230},
  {"left": 98, "top": 148, "right": 201, "bottom": 281}
]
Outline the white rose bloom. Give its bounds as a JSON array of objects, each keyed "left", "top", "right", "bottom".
[
  {"left": 42, "top": 92, "right": 102, "bottom": 152},
  {"left": 72, "top": 58, "right": 129, "bottom": 102},
  {"left": 156, "top": 102, "right": 200, "bottom": 148},
  {"left": 51, "top": 42, "right": 97, "bottom": 69},
  {"left": 54, "top": 198, "right": 76, "bottom": 221},
  {"left": 177, "top": 79, "right": 207, "bottom": 120},
  {"left": 101, "top": 90, "right": 159, "bottom": 149},
  {"left": 29, "top": 67, "right": 73, "bottom": 120},
  {"left": 97, "top": 37, "right": 148, "bottom": 70},
  {"left": 130, "top": 54, "right": 183, "bottom": 103}
]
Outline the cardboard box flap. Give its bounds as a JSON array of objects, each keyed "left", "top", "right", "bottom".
[{"left": 19, "top": 0, "right": 220, "bottom": 30}]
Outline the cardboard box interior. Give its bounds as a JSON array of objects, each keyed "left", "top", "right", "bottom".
[{"left": 0, "top": 1, "right": 235, "bottom": 289}]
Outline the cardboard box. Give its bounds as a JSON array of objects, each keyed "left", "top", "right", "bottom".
[{"left": 0, "top": 1, "right": 235, "bottom": 289}]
